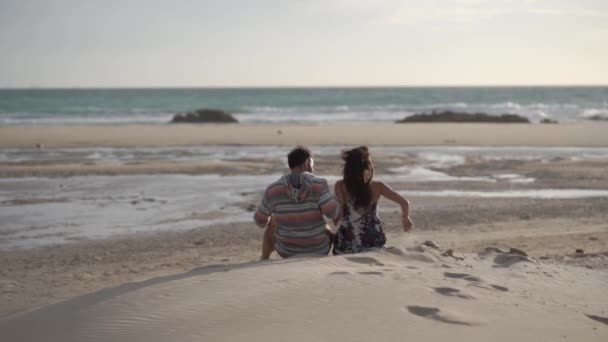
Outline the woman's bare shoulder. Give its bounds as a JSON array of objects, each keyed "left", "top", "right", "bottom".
[
  {"left": 371, "top": 180, "right": 386, "bottom": 189},
  {"left": 370, "top": 181, "right": 385, "bottom": 199}
]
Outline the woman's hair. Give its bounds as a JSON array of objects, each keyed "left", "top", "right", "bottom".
[{"left": 342, "top": 146, "right": 374, "bottom": 209}]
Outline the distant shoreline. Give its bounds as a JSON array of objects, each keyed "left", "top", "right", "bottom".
[{"left": 2, "top": 85, "right": 608, "bottom": 90}]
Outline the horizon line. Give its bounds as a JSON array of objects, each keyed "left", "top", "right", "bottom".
[{"left": 1, "top": 84, "right": 608, "bottom": 90}]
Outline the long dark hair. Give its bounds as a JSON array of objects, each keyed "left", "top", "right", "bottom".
[{"left": 342, "top": 146, "right": 374, "bottom": 209}]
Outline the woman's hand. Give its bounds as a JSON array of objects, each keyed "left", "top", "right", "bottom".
[{"left": 403, "top": 216, "right": 414, "bottom": 232}]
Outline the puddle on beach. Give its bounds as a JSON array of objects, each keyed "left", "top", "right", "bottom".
[
  {"left": 1, "top": 172, "right": 608, "bottom": 250},
  {"left": 2, "top": 146, "right": 608, "bottom": 249},
  {"left": 3, "top": 146, "right": 608, "bottom": 166}
]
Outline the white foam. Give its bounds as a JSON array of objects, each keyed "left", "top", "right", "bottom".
[
  {"left": 492, "top": 173, "right": 536, "bottom": 183},
  {"left": 581, "top": 108, "right": 608, "bottom": 119},
  {"left": 3, "top": 146, "right": 608, "bottom": 165},
  {"left": 507, "top": 177, "right": 536, "bottom": 184},
  {"left": 417, "top": 152, "right": 466, "bottom": 168},
  {"left": 494, "top": 174, "right": 521, "bottom": 179},
  {"left": 386, "top": 166, "right": 495, "bottom": 182}
]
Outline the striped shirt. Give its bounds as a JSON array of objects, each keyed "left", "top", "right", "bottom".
[{"left": 254, "top": 172, "right": 340, "bottom": 258}]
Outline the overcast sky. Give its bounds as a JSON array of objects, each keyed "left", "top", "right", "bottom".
[{"left": 0, "top": 0, "right": 607, "bottom": 87}]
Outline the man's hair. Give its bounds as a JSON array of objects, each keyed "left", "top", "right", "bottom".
[{"left": 287, "top": 146, "right": 312, "bottom": 169}]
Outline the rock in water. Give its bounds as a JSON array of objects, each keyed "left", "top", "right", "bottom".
[
  {"left": 586, "top": 115, "right": 608, "bottom": 121},
  {"left": 540, "top": 118, "right": 559, "bottom": 124},
  {"left": 395, "top": 110, "right": 530, "bottom": 123},
  {"left": 171, "top": 109, "right": 238, "bottom": 123}
]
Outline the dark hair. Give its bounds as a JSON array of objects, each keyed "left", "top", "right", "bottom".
[
  {"left": 287, "top": 146, "right": 312, "bottom": 169},
  {"left": 342, "top": 146, "right": 374, "bottom": 209}
]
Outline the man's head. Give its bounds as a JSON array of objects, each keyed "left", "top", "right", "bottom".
[{"left": 287, "top": 146, "right": 314, "bottom": 173}]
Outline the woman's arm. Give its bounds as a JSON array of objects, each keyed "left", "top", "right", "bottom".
[
  {"left": 334, "top": 180, "right": 344, "bottom": 203},
  {"left": 332, "top": 181, "right": 345, "bottom": 226},
  {"left": 378, "top": 181, "right": 414, "bottom": 232}
]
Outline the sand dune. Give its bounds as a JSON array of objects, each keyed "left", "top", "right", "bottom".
[{"left": 2, "top": 246, "right": 606, "bottom": 342}]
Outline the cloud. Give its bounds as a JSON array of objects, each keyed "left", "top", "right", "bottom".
[{"left": 328, "top": 0, "right": 608, "bottom": 26}]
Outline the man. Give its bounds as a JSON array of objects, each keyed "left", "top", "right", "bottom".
[{"left": 254, "top": 146, "right": 341, "bottom": 259}]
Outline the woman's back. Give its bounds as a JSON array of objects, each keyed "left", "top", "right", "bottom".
[
  {"left": 333, "top": 146, "right": 413, "bottom": 254},
  {"left": 333, "top": 181, "right": 387, "bottom": 254}
]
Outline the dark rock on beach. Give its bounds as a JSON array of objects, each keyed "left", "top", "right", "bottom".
[
  {"left": 170, "top": 109, "right": 238, "bottom": 124},
  {"left": 540, "top": 118, "right": 559, "bottom": 124},
  {"left": 396, "top": 110, "right": 530, "bottom": 123},
  {"left": 508, "top": 248, "right": 528, "bottom": 257},
  {"left": 586, "top": 115, "right": 608, "bottom": 121}
]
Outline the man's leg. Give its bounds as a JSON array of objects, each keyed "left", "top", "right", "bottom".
[{"left": 261, "top": 217, "right": 277, "bottom": 260}]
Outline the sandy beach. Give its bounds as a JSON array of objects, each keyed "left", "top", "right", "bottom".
[
  {"left": 1, "top": 123, "right": 608, "bottom": 148},
  {"left": 1, "top": 123, "right": 607, "bottom": 340}
]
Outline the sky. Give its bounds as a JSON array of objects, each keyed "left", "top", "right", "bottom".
[{"left": 0, "top": 0, "right": 607, "bottom": 87}]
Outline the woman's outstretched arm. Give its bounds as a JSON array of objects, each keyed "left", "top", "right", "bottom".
[{"left": 378, "top": 182, "right": 414, "bottom": 232}]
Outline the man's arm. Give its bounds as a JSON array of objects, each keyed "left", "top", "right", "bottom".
[{"left": 253, "top": 189, "right": 272, "bottom": 228}]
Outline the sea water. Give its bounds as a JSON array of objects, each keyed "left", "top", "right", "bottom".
[{"left": 1, "top": 87, "right": 607, "bottom": 125}]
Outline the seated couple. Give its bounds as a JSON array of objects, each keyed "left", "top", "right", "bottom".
[{"left": 253, "top": 146, "right": 414, "bottom": 259}]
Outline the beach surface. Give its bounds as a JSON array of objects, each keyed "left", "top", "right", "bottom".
[
  {"left": 1, "top": 123, "right": 607, "bottom": 340},
  {"left": 2, "top": 247, "right": 607, "bottom": 342},
  {"left": 1, "top": 123, "right": 608, "bottom": 148}
]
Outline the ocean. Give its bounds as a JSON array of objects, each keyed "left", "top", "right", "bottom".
[{"left": 0, "top": 87, "right": 607, "bottom": 125}]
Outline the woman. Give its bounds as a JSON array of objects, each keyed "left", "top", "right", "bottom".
[{"left": 333, "top": 146, "right": 413, "bottom": 254}]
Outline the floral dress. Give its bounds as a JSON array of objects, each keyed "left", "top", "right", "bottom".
[{"left": 333, "top": 200, "right": 387, "bottom": 254}]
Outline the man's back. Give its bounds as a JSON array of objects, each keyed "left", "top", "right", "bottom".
[{"left": 254, "top": 172, "right": 340, "bottom": 258}]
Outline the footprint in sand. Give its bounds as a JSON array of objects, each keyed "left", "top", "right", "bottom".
[
  {"left": 345, "top": 256, "right": 384, "bottom": 266},
  {"left": 358, "top": 271, "right": 384, "bottom": 276},
  {"left": 493, "top": 254, "right": 533, "bottom": 267},
  {"left": 406, "top": 306, "right": 476, "bottom": 326},
  {"left": 443, "top": 272, "right": 482, "bottom": 282},
  {"left": 490, "top": 284, "right": 509, "bottom": 292},
  {"left": 434, "top": 287, "right": 475, "bottom": 299},
  {"left": 586, "top": 314, "right": 608, "bottom": 325},
  {"left": 443, "top": 272, "right": 509, "bottom": 292},
  {"left": 385, "top": 248, "right": 436, "bottom": 262},
  {"left": 468, "top": 283, "right": 510, "bottom": 293}
]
